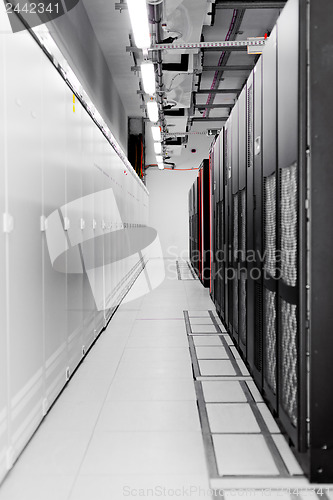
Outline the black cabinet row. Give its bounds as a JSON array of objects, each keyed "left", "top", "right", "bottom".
[{"left": 189, "top": 0, "right": 333, "bottom": 483}]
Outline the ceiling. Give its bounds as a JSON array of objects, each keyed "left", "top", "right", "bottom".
[{"left": 81, "top": 0, "right": 286, "bottom": 171}]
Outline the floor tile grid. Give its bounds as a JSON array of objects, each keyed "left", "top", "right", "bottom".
[
  {"left": 184, "top": 311, "right": 243, "bottom": 379},
  {"left": 176, "top": 260, "right": 198, "bottom": 281},
  {"left": 186, "top": 261, "right": 198, "bottom": 280},
  {"left": 184, "top": 310, "right": 308, "bottom": 484}
]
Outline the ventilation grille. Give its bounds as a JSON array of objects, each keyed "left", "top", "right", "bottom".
[
  {"left": 240, "top": 188, "right": 246, "bottom": 260},
  {"left": 247, "top": 84, "right": 253, "bottom": 170},
  {"left": 280, "top": 163, "right": 298, "bottom": 287},
  {"left": 233, "top": 193, "right": 239, "bottom": 261},
  {"left": 239, "top": 271, "right": 247, "bottom": 345},
  {"left": 254, "top": 283, "right": 263, "bottom": 372},
  {"left": 281, "top": 299, "right": 298, "bottom": 427},
  {"left": 264, "top": 288, "right": 277, "bottom": 393},
  {"left": 264, "top": 174, "right": 276, "bottom": 277},
  {"left": 233, "top": 277, "right": 239, "bottom": 334},
  {"left": 220, "top": 201, "right": 225, "bottom": 312}
]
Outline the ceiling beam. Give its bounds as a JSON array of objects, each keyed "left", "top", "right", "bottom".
[
  {"left": 215, "top": 1, "right": 286, "bottom": 8},
  {"left": 191, "top": 117, "right": 228, "bottom": 122},
  {"left": 196, "top": 88, "right": 241, "bottom": 94},
  {"left": 202, "top": 65, "right": 253, "bottom": 71},
  {"left": 201, "top": 46, "right": 247, "bottom": 52},
  {"left": 195, "top": 104, "right": 232, "bottom": 109}
]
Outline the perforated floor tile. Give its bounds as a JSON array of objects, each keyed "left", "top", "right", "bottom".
[
  {"left": 198, "top": 360, "right": 236, "bottom": 376},
  {"left": 213, "top": 434, "right": 280, "bottom": 476},
  {"left": 206, "top": 403, "right": 261, "bottom": 433},
  {"left": 193, "top": 336, "right": 223, "bottom": 347},
  {"left": 201, "top": 381, "right": 247, "bottom": 403},
  {"left": 195, "top": 346, "right": 229, "bottom": 360}
]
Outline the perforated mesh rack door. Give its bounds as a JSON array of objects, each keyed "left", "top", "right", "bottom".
[
  {"left": 280, "top": 299, "right": 298, "bottom": 427},
  {"left": 239, "top": 271, "right": 247, "bottom": 345},
  {"left": 280, "top": 164, "right": 298, "bottom": 287},
  {"left": 254, "top": 283, "right": 263, "bottom": 372},
  {"left": 239, "top": 189, "right": 247, "bottom": 345},
  {"left": 240, "top": 189, "right": 246, "bottom": 260},
  {"left": 262, "top": 171, "right": 278, "bottom": 410},
  {"left": 247, "top": 84, "right": 254, "bottom": 170},
  {"left": 215, "top": 201, "right": 222, "bottom": 308},
  {"left": 233, "top": 193, "right": 239, "bottom": 261},
  {"left": 233, "top": 193, "right": 239, "bottom": 335},
  {"left": 264, "top": 288, "right": 277, "bottom": 393},
  {"left": 278, "top": 163, "right": 299, "bottom": 432},
  {"left": 264, "top": 174, "right": 277, "bottom": 278}
]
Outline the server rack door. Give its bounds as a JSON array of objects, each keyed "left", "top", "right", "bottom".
[
  {"left": 213, "top": 138, "right": 221, "bottom": 311},
  {"left": 277, "top": 0, "right": 301, "bottom": 449},
  {"left": 309, "top": 0, "right": 333, "bottom": 480},
  {"left": 219, "top": 131, "right": 226, "bottom": 319},
  {"left": 202, "top": 159, "right": 211, "bottom": 288},
  {"left": 252, "top": 59, "right": 264, "bottom": 390},
  {"left": 238, "top": 87, "right": 247, "bottom": 356},
  {"left": 246, "top": 72, "right": 255, "bottom": 370},
  {"left": 230, "top": 102, "right": 239, "bottom": 344},
  {"left": 225, "top": 120, "right": 232, "bottom": 329},
  {"left": 262, "top": 26, "right": 278, "bottom": 412}
]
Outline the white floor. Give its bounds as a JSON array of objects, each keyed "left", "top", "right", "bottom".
[
  {"left": 0, "top": 259, "right": 332, "bottom": 500},
  {"left": 0, "top": 259, "right": 212, "bottom": 500}
]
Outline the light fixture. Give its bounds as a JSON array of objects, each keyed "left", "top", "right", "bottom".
[
  {"left": 147, "top": 100, "right": 159, "bottom": 123},
  {"left": 127, "top": 0, "right": 151, "bottom": 49},
  {"left": 158, "top": 163, "right": 165, "bottom": 170},
  {"left": 151, "top": 126, "right": 161, "bottom": 142},
  {"left": 154, "top": 142, "right": 162, "bottom": 154},
  {"left": 141, "top": 62, "right": 156, "bottom": 96},
  {"left": 156, "top": 155, "right": 163, "bottom": 164}
]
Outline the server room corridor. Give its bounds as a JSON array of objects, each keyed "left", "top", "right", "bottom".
[{"left": 1, "top": 0, "right": 333, "bottom": 498}]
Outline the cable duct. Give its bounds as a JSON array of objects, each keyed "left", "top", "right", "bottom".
[{"left": 148, "top": 1, "right": 168, "bottom": 153}]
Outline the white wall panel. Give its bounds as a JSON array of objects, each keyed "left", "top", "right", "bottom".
[
  {"left": 81, "top": 111, "right": 96, "bottom": 349},
  {"left": 0, "top": 32, "right": 8, "bottom": 481},
  {"left": 42, "top": 46, "right": 68, "bottom": 409},
  {"left": 0, "top": 6, "right": 148, "bottom": 484},
  {"left": 64, "top": 89, "right": 84, "bottom": 372},
  {"left": 5, "top": 30, "right": 44, "bottom": 464}
]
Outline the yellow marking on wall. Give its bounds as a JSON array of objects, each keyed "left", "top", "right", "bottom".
[{"left": 73, "top": 94, "right": 75, "bottom": 112}]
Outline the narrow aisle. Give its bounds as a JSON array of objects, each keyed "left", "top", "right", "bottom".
[
  {"left": 1, "top": 259, "right": 330, "bottom": 500},
  {"left": 0, "top": 259, "right": 212, "bottom": 500}
]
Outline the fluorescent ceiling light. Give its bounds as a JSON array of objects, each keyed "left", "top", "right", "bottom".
[
  {"left": 156, "top": 155, "right": 163, "bottom": 163},
  {"left": 154, "top": 142, "right": 162, "bottom": 154},
  {"left": 147, "top": 101, "right": 159, "bottom": 123},
  {"left": 141, "top": 62, "right": 156, "bottom": 95},
  {"left": 151, "top": 126, "right": 161, "bottom": 142},
  {"left": 127, "top": 0, "right": 151, "bottom": 49},
  {"left": 158, "top": 163, "right": 165, "bottom": 170}
]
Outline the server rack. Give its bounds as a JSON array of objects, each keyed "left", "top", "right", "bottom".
[
  {"left": 189, "top": 179, "right": 199, "bottom": 275},
  {"left": 191, "top": 0, "right": 333, "bottom": 482},
  {"left": 189, "top": 160, "right": 210, "bottom": 286}
]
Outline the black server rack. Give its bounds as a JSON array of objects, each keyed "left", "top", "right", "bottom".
[
  {"left": 252, "top": 57, "right": 264, "bottom": 391},
  {"left": 189, "top": 160, "right": 210, "bottom": 287},
  {"left": 189, "top": 179, "right": 199, "bottom": 276},
  {"left": 192, "top": 0, "right": 333, "bottom": 482}
]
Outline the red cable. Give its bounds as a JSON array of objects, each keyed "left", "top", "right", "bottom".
[
  {"left": 140, "top": 137, "right": 143, "bottom": 178},
  {"left": 209, "top": 155, "right": 212, "bottom": 293}
]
